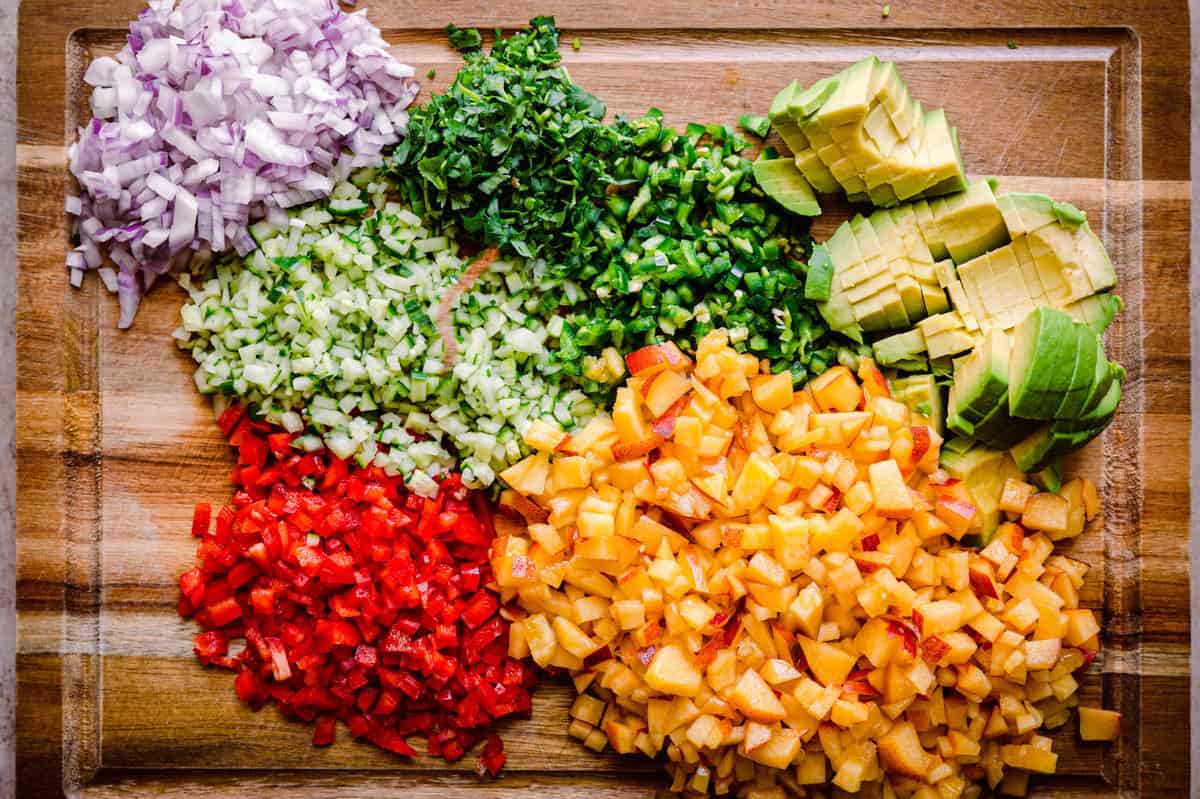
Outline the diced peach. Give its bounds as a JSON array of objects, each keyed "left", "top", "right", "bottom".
[
  {"left": 798, "top": 637, "right": 857, "bottom": 686},
  {"left": 877, "top": 720, "right": 932, "bottom": 780},
  {"left": 730, "top": 667, "right": 787, "bottom": 722},
  {"left": 1078, "top": 707, "right": 1121, "bottom": 741},
  {"left": 810, "top": 366, "right": 864, "bottom": 412},
  {"left": 935, "top": 497, "right": 977, "bottom": 539},
  {"left": 1021, "top": 493, "right": 1069, "bottom": 536},
  {"left": 1001, "top": 743, "right": 1058, "bottom": 773},
  {"left": 731, "top": 453, "right": 781, "bottom": 511},
  {"left": 742, "top": 726, "right": 802, "bottom": 769},
  {"left": 999, "top": 478, "right": 1036, "bottom": 514},
  {"left": 869, "top": 459, "right": 915, "bottom": 519},
  {"left": 751, "top": 372, "right": 795, "bottom": 413},
  {"left": 644, "top": 645, "right": 702, "bottom": 697},
  {"left": 645, "top": 370, "right": 692, "bottom": 419}
]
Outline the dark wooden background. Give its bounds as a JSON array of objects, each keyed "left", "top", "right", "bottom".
[{"left": 16, "top": 1, "right": 1191, "bottom": 796}]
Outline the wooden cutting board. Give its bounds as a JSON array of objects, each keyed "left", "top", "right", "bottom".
[{"left": 16, "top": 1, "right": 1192, "bottom": 796}]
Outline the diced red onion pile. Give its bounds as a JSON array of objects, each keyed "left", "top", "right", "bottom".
[
  {"left": 67, "top": 0, "right": 419, "bottom": 328},
  {"left": 179, "top": 407, "right": 534, "bottom": 775}
]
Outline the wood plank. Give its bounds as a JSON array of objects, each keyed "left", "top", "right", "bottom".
[{"left": 16, "top": 0, "right": 1191, "bottom": 796}]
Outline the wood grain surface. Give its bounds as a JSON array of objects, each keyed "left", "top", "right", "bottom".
[{"left": 16, "top": 1, "right": 1192, "bottom": 797}]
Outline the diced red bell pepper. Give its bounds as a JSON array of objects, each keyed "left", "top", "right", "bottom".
[{"left": 177, "top": 421, "right": 531, "bottom": 769}]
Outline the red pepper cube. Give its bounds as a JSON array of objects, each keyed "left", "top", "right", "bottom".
[
  {"left": 312, "top": 716, "right": 336, "bottom": 746},
  {"left": 206, "top": 597, "right": 242, "bottom": 627}
]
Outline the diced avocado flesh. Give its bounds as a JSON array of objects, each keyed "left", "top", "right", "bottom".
[
  {"left": 874, "top": 328, "right": 927, "bottom": 366},
  {"left": 752, "top": 158, "right": 822, "bottom": 216},
  {"left": 765, "top": 58, "right": 966, "bottom": 206},
  {"left": 940, "top": 442, "right": 1022, "bottom": 543},
  {"left": 934, "top": 180, "right": 1010, "bottom": 264},
  {"left": 1064, "top": 292, "right": 1123, "bottom": 335},
  {"left": 891, "top": 373, "right": 945, "bottom": 434},
  {"left": 1009, "top": 424, "right": 1055, "bottom": 472}
]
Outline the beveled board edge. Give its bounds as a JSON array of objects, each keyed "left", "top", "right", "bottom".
[
  {"left": 1, "top": 0, "right": 18, "bottom": 792},
  {"left": 1188, "top": 2, "right": 1200, "bottom": 797}
]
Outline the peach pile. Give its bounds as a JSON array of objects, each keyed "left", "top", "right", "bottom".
[{"left": 491, "top": 330, "right": 1116, "bottom": 797}]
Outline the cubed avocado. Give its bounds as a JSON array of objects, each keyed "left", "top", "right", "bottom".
[
  {"left": 890, "top": 373, "right": 946, "bottom": 434},
  {"left": 922, "top": 124, "right": 970, "bottom": 198},
  {"left": 862, "top": 102, "right": 903, "bottom": 159},
  {"left": 948, "top": 327, "right": 1011, "bottom": 425},
  {"left": 752, "top": 158, "right": 822, "bottom": 216},
  {"left": 939, "top": 442, "right": 1023, "bottom": 543},
  {"left": 893, "top": 109, "right": 964, "bottom": 201},
  {"left": 1052, "top": 321, "right": 1100, "bottom": 419},
  {"left": 913, "top": 201, "right": 949, "bottom": 260},
  {"left": 845, "top": 270, "right": 897, "bottom": 304},
  {"left": 816, "top": 280, "right": 864, "bottom": 343},
  {"left": 932, "top": 259, "right": 958, "bottom": 288},
  {"left": 787, "top": 75, "right": 841, "bottom": 121},
  {"left": 946, "top": 282, "right": 980, "bottom": 331},
  {"left": 1027, "top": 223, "right": 1108, "bottom": 302},
  {"left": 826, "top": 223, "right": 865, "bottom": 271},
  {"left": 793, "top": 149, "right": 841, "bottom": 194},
  {"left": 1010, "top": 237, "right": 1051, "bottom": 305},
  {"left": 1009, "top": 423, "right": 1055, "bottom": 472},
  {"left": 808, "top": 57, "right": 878, "bottom": 129},
  {"left": 868, "top": 60, "right": 915, "bottom": 131},
  {"left": 996, "top": 193, "right": 1058, "bottom": 236},
  {"left": 934, "top": 180, "right": 1010, "bottom": 264},
  {"left": 1007, "top": 307, "right": 1081, "bottom": 419},
  {"left": 894, "top": 273, "right": 928, "bottom": 322},
  {"left": 918, "top": 311, "right": 967, "bottom": 337},
  {"left": 849, "top": 214, "right": 884, "bottom": 262},
  {"left": 855, "top": 286, "right": 911, "bottom": 332},
  {"left": 1063, "top": 292, "right": 1123, "bottom": 335},
  {"left": 873, "top": 328, "right": 928, "bottom": 366},
  {"left": 768, "top": 81, "right": 809, "bottom": 154},
  {"left": 925, "top": 328, "right": 978, "bottom": 360},
  {"left": 1074, "top": 223, "right": 1118, "bottom": 294}
]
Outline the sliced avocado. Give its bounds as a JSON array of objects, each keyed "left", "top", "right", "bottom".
[
  {"left": 939, "top": 442, "right": 1023, "bottom": 543},
  {"left": 948, "top": 327, "right": 1011, "bottom": 425},
  {"left": 1063, "top": 292, "right": 1123, "bottom": 335},
  {"left": 1052, "top": 321, "right": 1100, "bottom": 419},
  {"left": 891, "top": 373, "right": 946, "bottom": 434},
  {"left": 1009, "top": 424, "right": 1055, "bottom": 472},
  {"left": 873, "top": 328, "right": 927, "bottom": 366},
  {"left": 1068, "top": 338, "right": 1115, "bottom": 424},
  {"left": 803, "top": 244, "right": 836, "bottom": 301},
  {"left": 752, "top": 158, "right": 822, "bottom": 216},
  {"left": 1007, "top": 307, "right": 1081, "bottom": 419},
  {"left": 933, "top": 180, "right": 1010, "bottom": 264},
  {"left": 972, "top": 400, "right": 1035, "bottom": 450}
]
